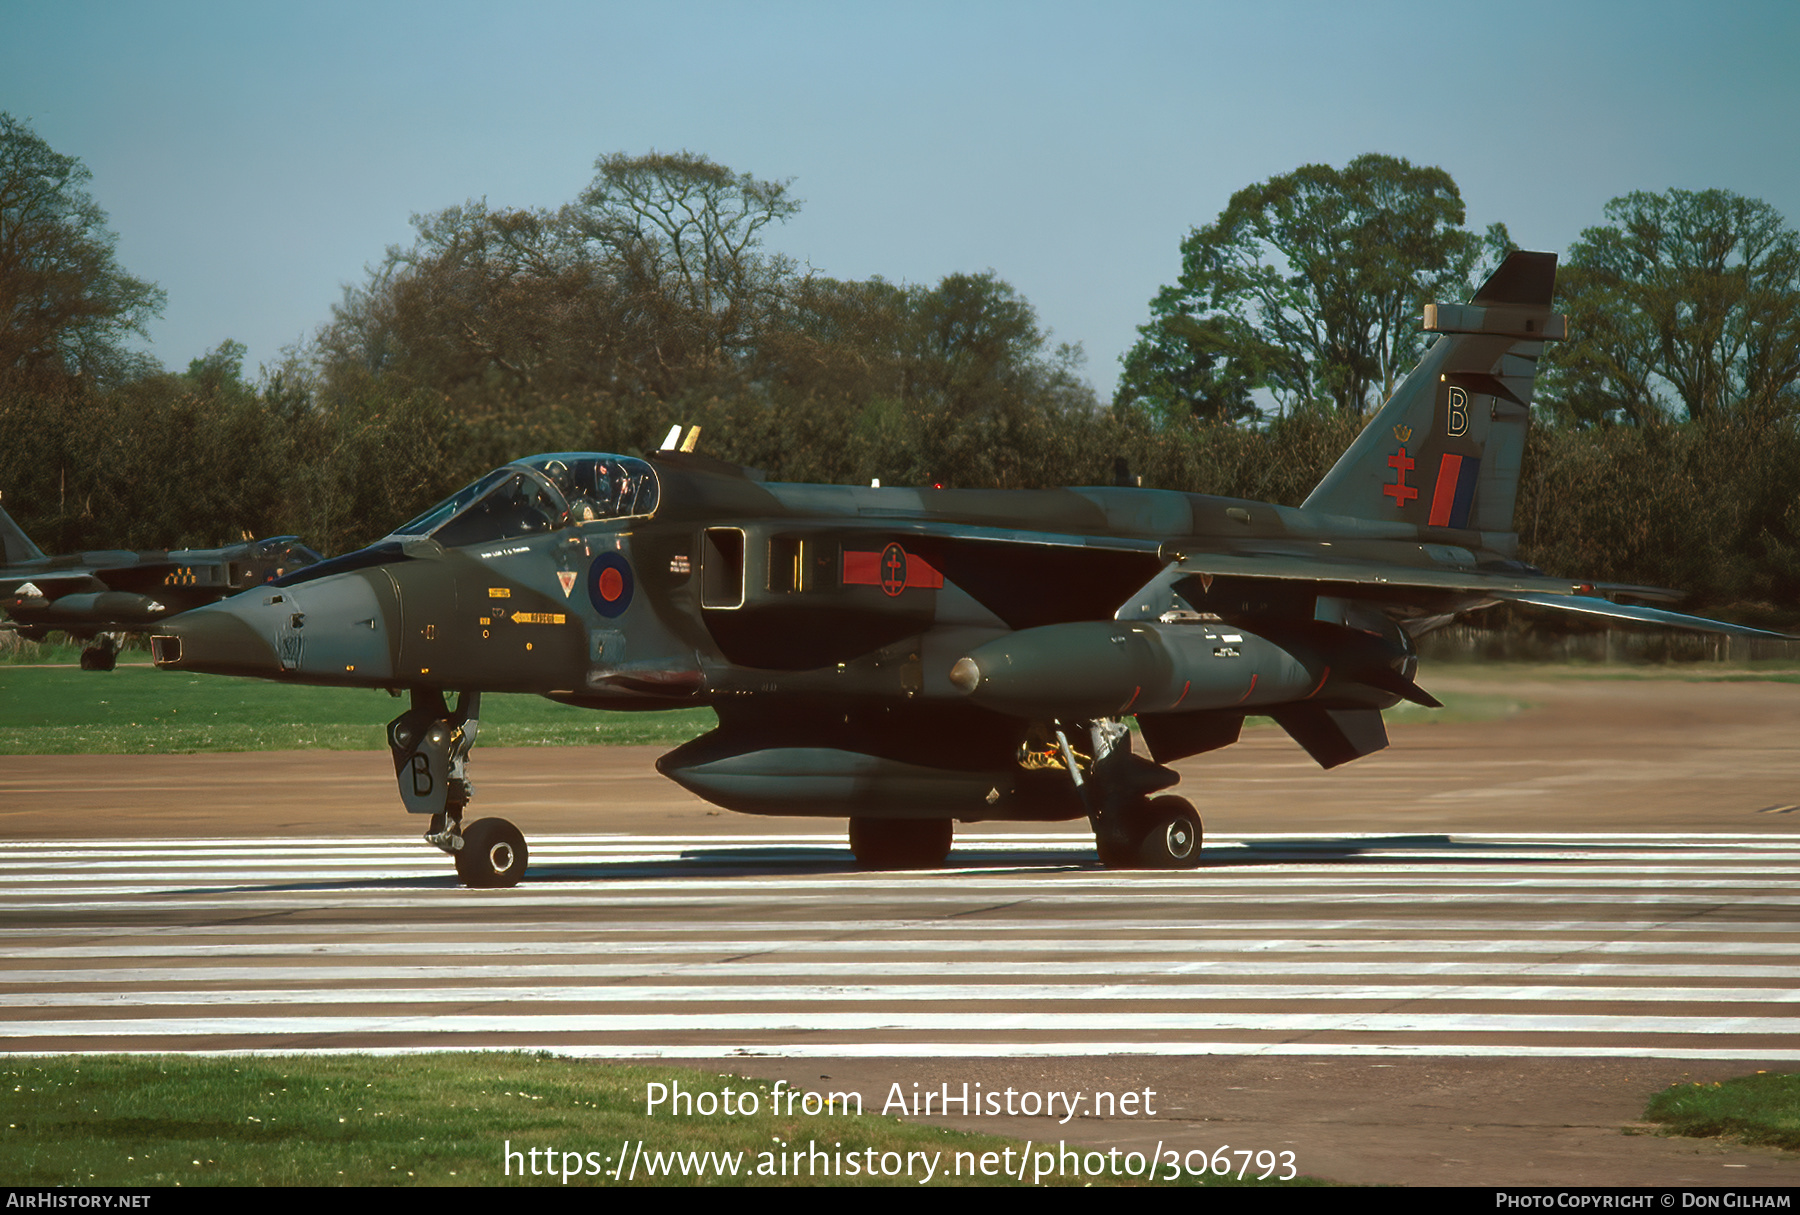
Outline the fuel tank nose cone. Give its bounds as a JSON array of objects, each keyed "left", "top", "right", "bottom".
[{"left": 949, "top": 656, "right": 980, "bottom": 695}]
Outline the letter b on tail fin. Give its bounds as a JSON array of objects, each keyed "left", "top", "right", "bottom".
[{"left": 1301, "top": 251, "right": 1565, "bottom": 540}]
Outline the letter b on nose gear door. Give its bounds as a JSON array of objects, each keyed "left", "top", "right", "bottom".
[
  {"left": 390, "top": 715, "right": 454, "bottom": 816},
  {"left": 408, "top": 752, "right": 433, "bottom": 799},
  {"left": 386, "top": 696, "right": 481, "bottom": 817}
]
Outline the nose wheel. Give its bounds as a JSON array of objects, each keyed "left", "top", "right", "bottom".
[
  {"left": 453, "top": 817, "right": 530, "bottom": 888},
  {"left": 79, "top": 634, "right": 123, "bottom": 671}
]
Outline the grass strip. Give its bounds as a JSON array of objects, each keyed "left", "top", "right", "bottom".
[
  {"left": 1643, "top": 1071, "right": 1800, "bottom": 1151},
  {"left": 0, "top": 1054, "right": 1315, "bottom": 1187},
  {"left": 0, "top": 664, "right": 1527, "bottom": 755},
  {"left": 0, "top": 665, "right": 715, "bottom": 753}
]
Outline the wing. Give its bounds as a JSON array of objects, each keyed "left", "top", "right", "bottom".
[{"left": 1148, "top": 552, "right": 1794, "bottom": 640}]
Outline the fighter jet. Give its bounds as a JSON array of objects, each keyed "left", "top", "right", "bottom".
[
  {"left": 148, "top": 252, "right": 1792, "bottom": 885},
  {"left": 0, "top": 504, "right": 321, "bottom": 669}
]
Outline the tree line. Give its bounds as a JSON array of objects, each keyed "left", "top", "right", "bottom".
[{"left": 1, "top": 116, "right": 1796, "bottom": 626}]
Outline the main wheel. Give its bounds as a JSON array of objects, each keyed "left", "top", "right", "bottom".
[
  {"left": 848, "top": 817, "right": 953, "bottom": 870},
  {"left": 1094, "top": 796, "right": 1204, "bottom": 870},
  {"left": 1135, "top": 795, "right": 1203, "bottom": 869},
  {"left": 455, "top": 817, "right": 529, "bottom": 888}
]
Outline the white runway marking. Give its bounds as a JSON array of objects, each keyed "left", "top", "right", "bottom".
[
  {"left": 4, "top": 832, "right": 1799, "bottom": 1060},
  {"left": 5, "top": 982, "right": 1797, "bottom": 1008}
]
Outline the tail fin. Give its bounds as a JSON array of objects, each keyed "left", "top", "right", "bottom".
[
  {"left": 0, "top": 502, "right": 45, "bottom": 565},
  {"left": 1300, "top": 251, "right": 1565, "bottom": 542}
]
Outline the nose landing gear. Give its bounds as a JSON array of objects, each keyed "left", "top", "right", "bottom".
[
  {"left": 388, "top": 690, "right": 530, "bottom": 888},
  {"left": 79, "top": 633, "right": 124, "bottom": 671}
]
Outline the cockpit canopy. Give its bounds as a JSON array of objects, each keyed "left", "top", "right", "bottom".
[{"left": 390, "top": 453, "right": 659, "bottom": 549}]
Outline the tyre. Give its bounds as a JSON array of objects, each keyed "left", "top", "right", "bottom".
[
  {"left": 1094, "top": 836, "right": 1135, "bottom": 869},
  {"left": 1135, "top": 795, "right": 1203, "bottom": 869},
  {"left": 455, "top": 817, "right": 529, "bottom": 888},
  {"left": 848, "top": 817, "right": 953, "bottom": 870}
]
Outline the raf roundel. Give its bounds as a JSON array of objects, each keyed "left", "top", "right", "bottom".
[{"left": 587, "top": 552, "right": 634, "bottom": 618}]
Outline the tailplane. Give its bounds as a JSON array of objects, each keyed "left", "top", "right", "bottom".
[{"left": 1300, "top": 251, "right": 1565, "bottom": 542}]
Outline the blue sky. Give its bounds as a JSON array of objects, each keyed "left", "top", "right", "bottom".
[{"left": 4, "top": 0, "right": 1796, "bottom": 397}]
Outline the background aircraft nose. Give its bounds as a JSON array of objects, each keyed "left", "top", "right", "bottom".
[{"left": 150, "top": 599, "right": 284, "bottom": 677}]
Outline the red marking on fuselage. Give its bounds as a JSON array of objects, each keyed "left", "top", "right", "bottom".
[
  {"left": 842, "top": 547, "right": 945, "bottom": 593},
  {"left": 598, "top": 567, "right": 624, "bottom": 602}
]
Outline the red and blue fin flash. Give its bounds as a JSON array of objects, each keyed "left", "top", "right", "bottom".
[{"left": 1427, "top": 454, "right": 1481, "bottom": 529}]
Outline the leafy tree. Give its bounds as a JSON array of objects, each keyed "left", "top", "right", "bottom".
[
  {"left": 315, "top": 201, "right": 608, "bottom": 413},
  {"left": 0, "top": 113, "right": 164, "bottom": 389},
  {"left": 310, "top": 154, "right": 1104, "bottom": 491},
  {"left": 1542, "top": 189, "right": 1800, "bottom": 428},
  {"left": 696, "top": 270, "right": 1102, "bottom": 488},
  {"left": 1114, "top": 312, "right": 1260, "bottom": 425},
  {"left": 316, "top": 152, "right": 803, "bottom": 419},
  {"left": 894, "top": 271, "right": 1096, "bottom": 486},
  {"left": 1117, "top": 153, "right": 1509, "bottom": 421},
  {"left": 566, "top": 150, "right": 799, "bottom": 398}
]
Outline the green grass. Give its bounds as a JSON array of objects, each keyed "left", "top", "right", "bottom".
[
  {"left": 11, "top": 654, "right": 1797, "bottom": 756},
  {"left": 0, "top": 662, "right": 1523, "bottom": 755},
  {"left": 0, "top": 1054, "right": 1314, "bottom": 1187},
  {"left": 0, "top": 639, "right": 103, "bottom": 665},
  {"left": 1643, "top": 1072, "right": 1800, "bottom": 1151},
  {"left": 0, "top": 664, "right": 715, "bottom": 754}
]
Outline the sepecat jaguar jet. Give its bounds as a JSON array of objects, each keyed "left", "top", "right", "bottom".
[
  {"left": 0, "top": 503, "right": 320, "bottom": 669},
  {"left": 148, "top": 251, "right": 1791, "bottom": 886}
]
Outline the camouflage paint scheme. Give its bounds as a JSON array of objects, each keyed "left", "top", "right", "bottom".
[{"left": 147, "top": 253, "right": 1792, "bottom": 884}]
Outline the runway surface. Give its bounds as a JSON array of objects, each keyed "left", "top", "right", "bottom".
[{"left": 6, "top": 829, "right": 1799, "bottom": 1060}]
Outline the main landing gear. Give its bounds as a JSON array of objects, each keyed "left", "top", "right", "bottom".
[
  {"left": 1096, "top": 794, "right": 1203, "bottom": 869},
  {"left": 1062, "top": 719, "right": 1204, "bottom": 871},
  {"left": 387, "top": 689, "right": 530, "bottom": 888},
  {"left": 849, "top": 817, "right": 954, "bottom": 870},
  {"left": 843, "top": 720, "right": 1204, "bottom": 873}
]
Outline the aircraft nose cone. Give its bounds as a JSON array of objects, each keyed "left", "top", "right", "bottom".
[{"left": 151, "top": 601, "right": 283, "bottom": 677}]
